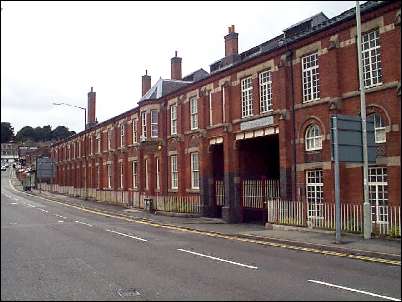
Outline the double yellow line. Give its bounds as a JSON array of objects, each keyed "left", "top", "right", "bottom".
[{"left": 11, "top": 181, "right": 401, "bottom": 267}]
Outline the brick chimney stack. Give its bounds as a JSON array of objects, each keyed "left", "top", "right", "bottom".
[
  {"left": 171, "top": 51, "right": 182, "bottom": 80},
  {"left": 87, "top": 86, "right": 96, "bottom": 128},
  {"left": 225, "top": 25, "right": 238, "bottom": 57},
  {"left": 142, "top": 70, "right": 151, "bottom": 96}
]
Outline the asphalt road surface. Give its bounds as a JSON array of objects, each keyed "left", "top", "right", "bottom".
[{"left": 1, "top": 169, "right": 401, "bottom": 301}]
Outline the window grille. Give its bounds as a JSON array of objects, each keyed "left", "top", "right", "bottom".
[
  {"left": 362, "top": 29, "right": 382, "bottom": 88},
  {"left": 171, "top": 104, "right": 177, "bottom": 135},
  {"left": 302, "top": 52, "right": 320, "bottom": 103},
  {"left": 190, "top": 97, "right": 198, "bottom": 130},
  {"left": 241, "top": 76, "right": 253, "bottom": 117},
  {"left": 171, "top": 155, "right": 178, "bottom": 189},
  {"left": 259, "top": 70, "right": 273, "bottom": 112},
  {"left": 305, "top": 124, "right": 322, "bottom": 151},
  {"left": 191, "top": 152, "right": 200, "bottom": 189},
  {"left": 151, "top": 110, "right": 158, "bottom": 138},
  {"left": 306, "top": 169, "right": 323, "bottom": 219},
  {"left": 368, "top": 167, "right": 388, "bottom": 223}
]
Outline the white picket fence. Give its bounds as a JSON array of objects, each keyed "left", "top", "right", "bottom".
[
  {"left": 37, "top": 183, "right": 200, "bottom": 214},
  {"left": 267, "top": 199, "right": 401, "bottom": 237}
]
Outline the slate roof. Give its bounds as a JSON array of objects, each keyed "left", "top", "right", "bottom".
[
  {"left": 210, "top": 1, "right": 388, "bottom": 74},
  {"left": 140, "top": 78, "right": 192, "bottom": 102}
]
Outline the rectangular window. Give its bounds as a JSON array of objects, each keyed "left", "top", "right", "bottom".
[
  {"left": 191, "top": 152, "right": 199, "bottom": 189},
  {"left": 132, "top": 161, "right": 138, "bottom": 189},
  {"left": 107, "top": 164, "right": 112, "bottom": 189},
  {"left": 209, "top": 91, "right": 213, "bottom": 126},
  {"left": 171, "top": 155, "right": 178, "bottom": 189},
  {"left": 144, "top": 159, "right": 149, "bottom": 190},
  {"left": 120, "top": 124, "right": 125, "bottom": 147},
  {"left": 302, "top": 52, "right": 320, "bottom": 103},
  {"left": 78, "top": 141, "right": 81, "bottom": 157},
  {"left": 369, "top": 167, "right": 388, "bottom": 224},
  {"left": 156, "top": 157, "right": 160, "bottom": 190},
  {"left": 241, "top": 76, "right": 253, "bottom": 117},
  {"left": 306, "top": 169, "right": 323, "bottom": 218},
  {"left": 259, "top": 70, "right": 273, "bottom": 112},
  {"left": 170, "top": 104, "right": 177, "bottom": 135},
  {"left": 362, "top": 29, "right": 382, "bottom": 88},
  {"left": 190, "top": 97, "right": 198, "bottom": 130},
  {"left": 120, "top": 162, "right": 124, "bottom": 189},
  {"left": 96, "top": 133, "right": 101, "bottom": 153},
  {"left": 108, "top": 129, "right": 112, "bottom": 150},
  {"left": 72, "top": 143, "right": 75, "bottom": 159},
  {"left": 141, "top": 111, "right": 147, "bottom": 140},
  {"left": 151, "top": 110, "right": 158, "bottom": 138},
  {"left": 132, "top": 119, "right": 138, "bottom": 143},
  {"left": 96, "top": 165, "right": 100, "bottom": 189}
]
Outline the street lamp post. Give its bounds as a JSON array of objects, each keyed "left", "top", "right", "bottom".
[
  {"left": 52, "top": 102, "right": 87, "bottom": 131},
  {"left": 52, "top": 101, "right": 88, "bottom": 200}
]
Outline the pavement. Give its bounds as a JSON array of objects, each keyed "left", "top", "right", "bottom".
[{"left": 9, "top": 173, "right": 401, "bottom": 265}]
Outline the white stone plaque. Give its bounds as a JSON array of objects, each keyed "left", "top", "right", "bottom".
[{"left": 240, "top": 116, "right": 274, "bottom": 131}]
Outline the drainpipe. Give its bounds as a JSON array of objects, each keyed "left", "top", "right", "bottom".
[{"left": 285, "top": 42, "right": 297, "bottom": 201}]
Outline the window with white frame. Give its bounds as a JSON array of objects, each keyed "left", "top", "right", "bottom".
[
  {"left": 305, "top": 124, "right": 322, "bottom": 151},
  {"left": 67, "top": 145, "right": 71, "bottom": 160},
  {"left": 368, "top": 167, "right": 388, "bottom": 223},
  {"left": 96, "top": 133, "right": 101, "bottom": 153},
  {"left": 144, "top": 159, "right": 149, "bottom": 190},
  {"left": 90, "top": 136, "right": 93, "bottom": 155},
  {"left": 171, "top": 155, "right": 178, "bottom": 189},
  {"left": 191, "top": 152, "right": 200, "bottom": 189},
  {"left": 96, "top": 165, "right": 100, "bottom": 188},
  {"left": 132, "top": 161, "right": 138, "bottom": 189},
  {"left": 362, "top": 29, "right": 382, "bottom": 88},
  {"left": 107, "top": 164, "right": 112, "bottom": 189},
  {"left": 151, "top": 110, "right": 158, "bottom": 138},
  {"left": 170, "top": 104, "right": 177, "bottom": 135},
  {"left": 259, "top": 70, "right": 272, "bottom": 113},
  {"left": 241, "top": 76, "right": 253, "bottom": 117},
  {"left": 302, "top": 52, "right": 320, "bottom": 103},
  {"left": 209, "top": 91, "right": 213, "bottom": 126},
  {"left": 108, "top": 129, "right": 112, "bottom": 150},
  {"left": 141, "top": 111, "right": 147, "bottom": 139},
  {"left": 120, "top": 124, "right": 125, "bottom": 147},
  {"left": 156, "top": 157, "right": 160, "bottom": 190},
  {"left": 72, "top": 143, "right": 75, "bottom": 159},
  {"left": 306, "top": 169, "right": 323, "bottom": 219},
  {"left": 371, "top": 112, "right": 386, "bottom": 143},
  {"left": 120, "top": 162, "right": 124, "bottom": 189},
  {"left": 190, "top": 97, "right": 198, "bottom": 130},
  {"left": 132, "top": 119, "right": 138, "bottom": 143}
]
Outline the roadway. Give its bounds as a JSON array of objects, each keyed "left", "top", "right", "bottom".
[{"left": 1, "top": 169, "right": 401, "bottom": 300}]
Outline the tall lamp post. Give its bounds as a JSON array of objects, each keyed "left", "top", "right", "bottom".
[
  {"left": 52, "top": 102, "right": 87, "bottom": 131},
  {"left": 52, "top": 101, "right": 88, "bottom": 200}
]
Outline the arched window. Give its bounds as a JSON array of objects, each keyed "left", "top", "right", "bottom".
[
  {"left": 371, "top": 112, "right": 386, "bottom": 143},
  {"left": 305, "top": 124, "right": 322, "bottom": 151}
]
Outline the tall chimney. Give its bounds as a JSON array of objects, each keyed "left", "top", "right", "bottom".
[
  {"left": 87, "top": 86, "right": 96, "bottom": 128},
  {"left": 225, "top": 25, "right": 238, "bottom": 57},
  {"left": 171, "top": 51, "right": 182, "bottom": 80},
  {"left": 142, "top": 70, "right": 151, "bottom": 96}
]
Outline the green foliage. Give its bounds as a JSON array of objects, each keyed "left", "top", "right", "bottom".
[
  {"left": 1, "top": 122, "right": 14, "bottom": 143},
  {"left": 14, "top": 124, "right": 76, "bottom": 143}
]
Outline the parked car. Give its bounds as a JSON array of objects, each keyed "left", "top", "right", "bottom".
[{"left": 1, "top": 166, "right": 6, "bottom": 171}]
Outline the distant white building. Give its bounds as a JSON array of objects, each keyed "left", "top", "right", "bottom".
[{"left": 1, "top": 143, "right": 18, "bottom": 163}]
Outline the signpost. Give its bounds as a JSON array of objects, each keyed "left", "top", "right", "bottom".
[{"left": 331, "top": 114, "right": 375, "bottom": 243}]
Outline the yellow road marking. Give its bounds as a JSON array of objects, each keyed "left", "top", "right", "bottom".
[{"left": 9, "top": 180, "right": 401, "bottom": 266}]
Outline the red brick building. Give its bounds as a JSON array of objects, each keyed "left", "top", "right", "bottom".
[{"left": 50, "top": 1, "right": 401, "bottom": 225}]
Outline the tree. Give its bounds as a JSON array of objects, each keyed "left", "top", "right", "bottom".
[
  {"left": 51, "top": 126, "right": 73, "bottom": 140},
  {"left": 1, "top": 122, "right": 14, "bottom": 143},
  {"left": 15, "top": 126, "right": 35, "bottom": 143}
]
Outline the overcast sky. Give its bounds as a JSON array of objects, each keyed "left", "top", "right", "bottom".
[{"left": 1, "top": 1, "right": 357, "bottom": 134}]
